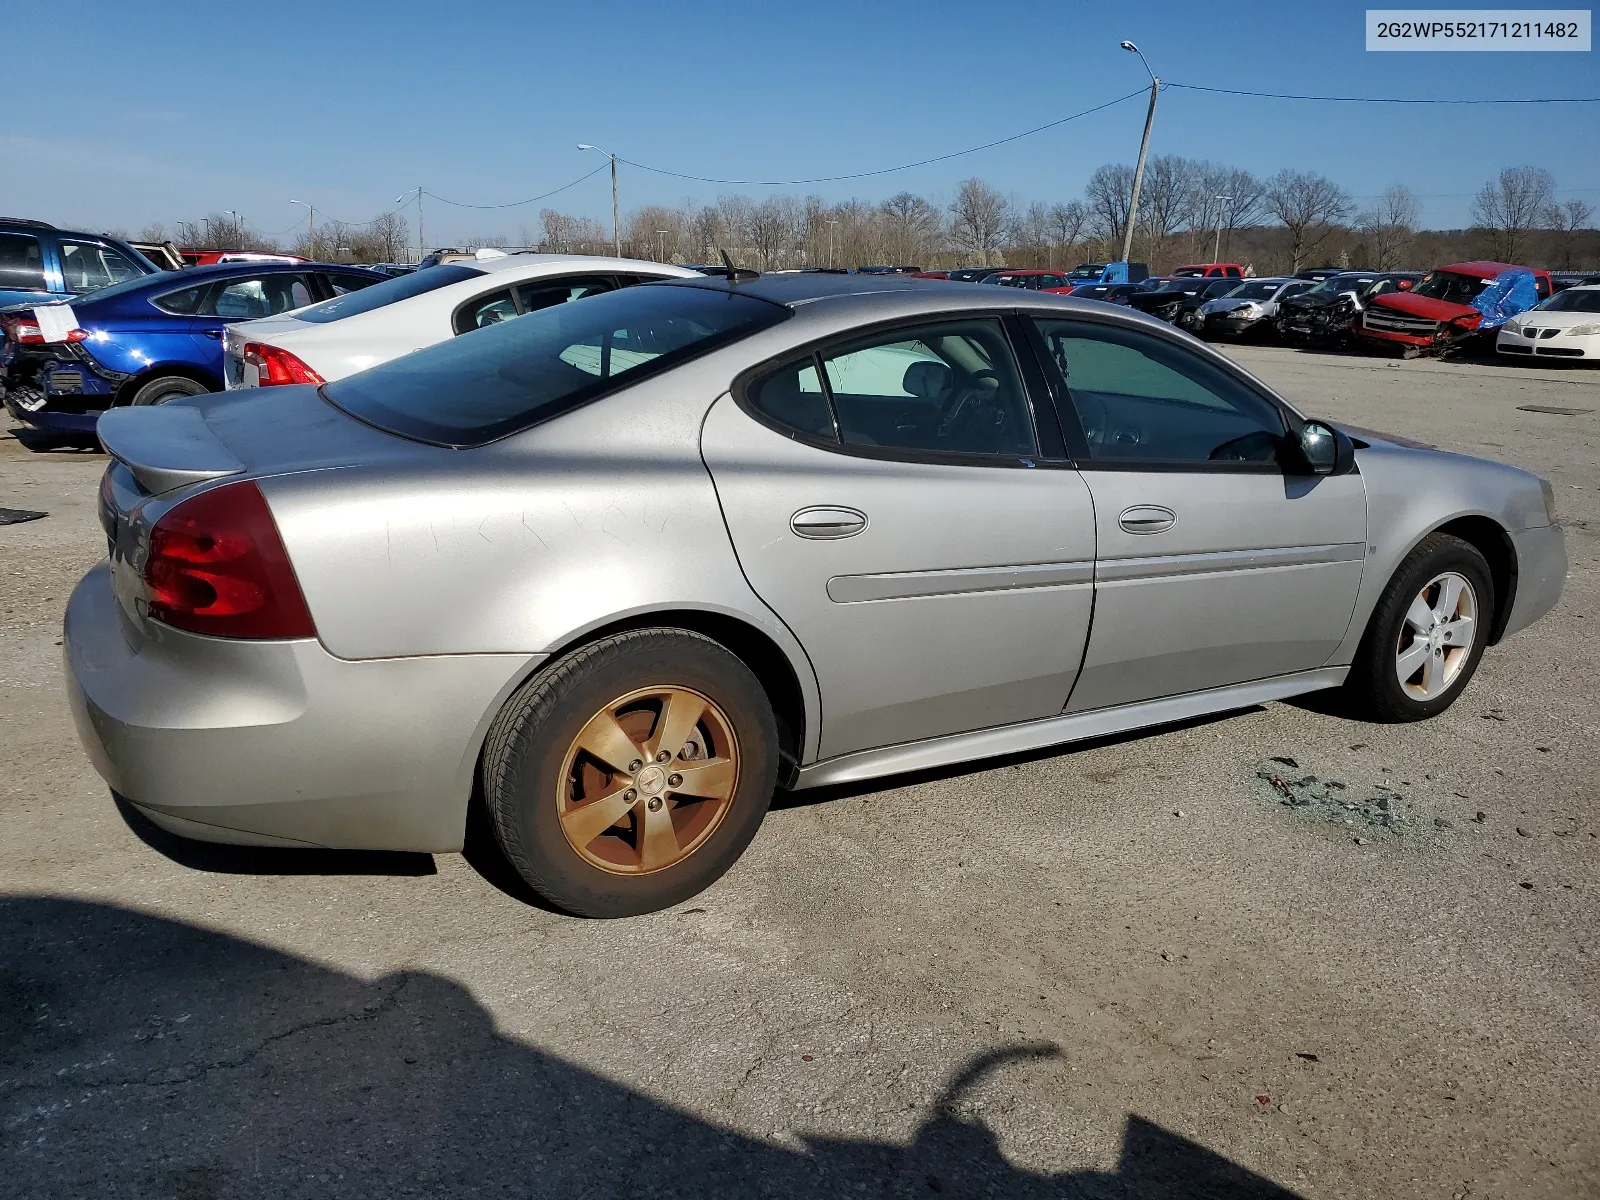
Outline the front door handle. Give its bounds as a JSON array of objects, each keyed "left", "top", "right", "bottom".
[
  {"left": 791, "top": 506, "right": 868, "bottom": 540},
  {"left": 1119, "top": 505, "right": 1176, "bottom": 535}
]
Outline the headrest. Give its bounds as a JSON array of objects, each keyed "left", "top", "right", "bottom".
[{"left": 902, "top": 359, "right": 952, "bottom": 399}]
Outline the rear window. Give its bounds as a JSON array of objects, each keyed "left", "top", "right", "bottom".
[
  {"left": 322, "top": 283, "right": 788, "bottom": 447},
  {"left": 292, "top": 264, "right": 484, "bottom": 323}
]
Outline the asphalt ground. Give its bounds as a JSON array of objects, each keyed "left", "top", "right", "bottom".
[{"left": 1, "top": 346, "right": 1595, "bottom": 1199}]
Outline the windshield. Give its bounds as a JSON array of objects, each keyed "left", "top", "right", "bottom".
[
  {"left": 1067, "top": 264, "right": 1106, "bottom": 279},
  {"left": 1222, "top": 280, "right": 1284, "bottom": 301},
  {"left": 293, "top": 264, "right": 484, "bottom": 323},
  {"left": 1410, "top": 271, "right": 1490, "bottom": 305},
  {"left": 1304, "top": 275, "right": 1364, "bottom": 297},
  {"left": 322, "top": 283, "right": 788, "bottom": 446},
  {"left": 1172, "top": 267, "right": 1206, "bottom": 277},
  {"left": 1537, "top": 288, "right": 1600, "bottom": 313}
]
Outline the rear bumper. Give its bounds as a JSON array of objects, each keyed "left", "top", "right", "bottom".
[
  {"left": 1501, "top": 524, "right": 1567, "bottom": 641},
  {"left": 64, "top": 562, "right": 541, "bottom": 852},
  {"left": 4, "top": 396, "right": 101, "bottom": 433}
]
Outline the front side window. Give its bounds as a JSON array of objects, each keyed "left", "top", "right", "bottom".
[
  {"left": 748, "top": 319, "right": 1036, "bottom": 458},
  {"left": 58, "top": 241, "right": 142, "bottom": 293},
  {"left": 207, "top": 275, "right": 314, "bottom": 318},
  {"left": 514, "top": 274, "right": 616, "bottom": 314},
  {"left": 0, "top": 233, "right": 47, "bottom": 291},
  {"left": 1034, "top": 318, "right": 1286, "bottom": 465},
  {"left": 323, "top": 283, "right": 786, "bottom": 447}
]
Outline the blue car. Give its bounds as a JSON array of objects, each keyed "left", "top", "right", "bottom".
[
  {"left": 2, "top": 261, "right": 385, "bottom": 436},
  {"left": 0, "top": 217, "right": 160, "bottom": 309}
]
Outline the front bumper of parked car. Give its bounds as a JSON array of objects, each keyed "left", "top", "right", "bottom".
[
  {"left": 63, "top": 562, "right": 542, "bottom": 852},
  {"left": 1496, "top": 325, "right": 1595, "bottom": 359}
]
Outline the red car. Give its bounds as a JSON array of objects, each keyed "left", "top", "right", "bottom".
[
  {"left": 179, "top": 249, "right": 308, "bottom": 267},
  {"left": 1354, "top": 261, "right": 1553, "bottom": 356},
  {"left": 1172, "top": 262, "right": 1244, "bottom": 278}
]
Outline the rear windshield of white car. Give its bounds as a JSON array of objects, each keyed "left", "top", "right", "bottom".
[
  {"left": 292, "top": 264, "right": 484, "bottom": 323},
  {"left": 321, "top": 283, "right": 789, "bottom": 447}
]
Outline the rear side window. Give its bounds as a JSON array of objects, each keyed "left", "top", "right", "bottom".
[
  {"left": 323, "top": 283, "right": 787, "bottom": 447},
  {"left": 0, "top": 232, "right": 47, "bottom": 291},
  {"left": 515, "top": 274, "right": 616, "bottom": 314},
  {"left": 326, "top": 272, "right": 381, "bottom": 296},
  {"left": 152, "top": 285, "right": 206, "bottom": 315},
  {"left": 58, "top": 241, "right": 142, "bottom": 293},
  {"left": 455, "top": 289, "right": 517, "bottom": 333},
  {"left": 293, "top": 264, "right": 484, "bottom": 323}
]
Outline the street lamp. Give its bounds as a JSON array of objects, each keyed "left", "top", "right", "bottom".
[
  {"left": 1212, "top": 195, "right": 1233, "bottom": 263},
  {"left": 394, "top": 188, "right": 424, "bottom": 263},
  {"left": 290, "top": 199, "right": 315, "bottom": 247},
  {"left": 1119, "top": 40, "right": 1160, "bottom": 266},
  {"left": 224, "top": 209, "right": 241, "bottom": 243},
  {"left": 578, "top": 144, "right": 621, "bottom": 257}
]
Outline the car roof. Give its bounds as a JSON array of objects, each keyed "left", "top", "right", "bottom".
[
  {"left": 469, "top": 253, "right": 698, "bottom": 278},
  {"left": 1439, "top": 261, "right": 1545, "bottom": 278},
  {"left": 157, "top": 261, "right": 379, "bottom": 284}
]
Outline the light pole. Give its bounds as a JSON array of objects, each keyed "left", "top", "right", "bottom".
[
  {"left": 200, "top": 217, "right": 212, "bottom": 245},
  {"left": 827, "top": 219, "right": 838, "bottom": 269},
  {"left": 290, "top": 199, "right": 315, "bottom": 250},
  {"left": 656, "top": 230, "right": 668, "bottom": 262},
  {"left": 394, "top": 188, "right": 424, "bottom": 263},
  {"left": 224, "top": 209, "right": 241, "bottom": 244},
  {"left": 1119, "top": 41, "right": 1160, "bottom": 266},
  {"left": 578, "top": 144, "right": 621, "bottom": 257},
  {"left": 1211, "top": 195, "right": 1232, "bottom": 263}
]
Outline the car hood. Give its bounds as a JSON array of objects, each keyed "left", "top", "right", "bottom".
[
  {"left": 1370, "top": 292, "right": 1479, "bottom": 322},
  {"left": 1203, "top": 298, "right": 1262, "bottom": 314},
  {"left": 1331, "top": 422, "right": 1435, "bottom": 451},
  {"left": 1507, "top": 308, "right": 1600, "bottom": 328}
]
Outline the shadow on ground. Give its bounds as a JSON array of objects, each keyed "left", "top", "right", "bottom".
[{"left": 1, "top": 896, "right": 1302, "bottom": 1199}]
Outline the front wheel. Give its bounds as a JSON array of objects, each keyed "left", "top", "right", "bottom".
[
  {"left": 481, "top": 628, "right": 778, "bottom": 917},
  {"left": 1344, "top": 533, "right": 1494, "bottom": 722}
]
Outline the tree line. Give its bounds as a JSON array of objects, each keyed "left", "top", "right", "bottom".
[{"left": 119, "top": 162, "right": 1595, "bottom": 275}]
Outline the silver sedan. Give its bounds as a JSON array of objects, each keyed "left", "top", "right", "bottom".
[{"left": 68, "top": 274, "right": 1567, "bottom": 916}]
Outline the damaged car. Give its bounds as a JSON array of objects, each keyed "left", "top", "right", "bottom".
[
  {"left": 1128, "top": 276, "right": 1240, "bottom": 332},
  {"left": 1276, "top": 272, "right": 1422, "bottom": 347},
  {"left": 1199, "top": 277, "right": 1315, "bottom": 340},
  {"left": 1353, "top": 261, "right": 1552, "bottom": 358}
]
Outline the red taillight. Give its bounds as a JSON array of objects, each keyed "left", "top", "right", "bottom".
[
  {"left": 242, "top": 342, "right": 324, "bottom": 386},
  {"left": 143, "top": 480, "right": 316, "bottom": 639},
  {"left": 4, "top": 319, "right": 44, "bottom": 344}
]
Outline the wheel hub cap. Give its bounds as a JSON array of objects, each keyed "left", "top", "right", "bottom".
[{"left": 1395, "top": 571, "right": 1477, "bottom": 701}]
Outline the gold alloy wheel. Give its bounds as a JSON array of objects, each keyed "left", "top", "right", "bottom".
[{"left": 556, "top": 685, "right": 740, "bottom": 875}]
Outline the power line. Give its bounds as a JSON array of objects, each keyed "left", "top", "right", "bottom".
[
  {"left": 613, "top": 87, "right": 1151, "bottom": 186},
  {"left": 1165, "top": 82, "right": 1600, "bottom": 104},
  {"left": 423, "top": 163, "right": 609, "bottom": 209}
]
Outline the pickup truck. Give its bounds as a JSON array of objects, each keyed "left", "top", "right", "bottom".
[
  {"left": 1353, "top": 261, "right": 1553, "bottom": 357},
  {"left": 1172, "top": 262, "right": 1243, "bottom": 278}
]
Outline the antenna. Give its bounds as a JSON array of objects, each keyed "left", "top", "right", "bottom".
[{"left": 716, "top": 248, "right": 758, "bottom": 283}]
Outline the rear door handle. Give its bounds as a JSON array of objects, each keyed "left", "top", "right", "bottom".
[
  {"left": 1118, "top": 505, "right": 1176, "bottom": 535},
  {"left": 791, "top": 506, "right": 868, "bottom": 540},
  {"left": 201, "top": 329, "right": 223, "bottom": 339}
]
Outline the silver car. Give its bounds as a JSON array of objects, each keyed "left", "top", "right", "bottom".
[
  {"left": 1201, "top": 277, "right": 1315, "bottom": 338},
  {"left": 68, "top": 275, "right": 1567, "bottom": 916}
]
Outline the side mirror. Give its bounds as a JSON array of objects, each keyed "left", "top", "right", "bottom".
[{"left": 1297, "top": 420, "right": 1338, "bottom": 475}]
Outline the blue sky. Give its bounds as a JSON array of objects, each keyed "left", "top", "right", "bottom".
[{"left": 3, "top": 0, "right": 1595, "bottom": 243}]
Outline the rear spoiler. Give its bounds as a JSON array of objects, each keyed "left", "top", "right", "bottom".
[{"left": 97, "top": 406, "right": 245, "bottom": 495}]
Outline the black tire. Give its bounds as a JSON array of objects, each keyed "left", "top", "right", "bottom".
[
  {"left": 481, "top": 628, "right": 778, "bottom": 917},
  {"left": 1345, "top": 533, "right": 1495, "bottom": 722},
  {"left": 129, "top": 375, "right": 209, "bottom": 406}
]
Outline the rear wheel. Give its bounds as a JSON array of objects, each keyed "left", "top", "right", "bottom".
[
  {"left": 129, "top": 375, "right": 209, "bottom": 406},
  {"left": 1345, "top": 533, "right": 1493, "bottom": 722},
  {"left": 482, "top": 628, "right": 778, "bottom": 917}
]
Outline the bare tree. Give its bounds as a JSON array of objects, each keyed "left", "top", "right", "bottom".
[
  {"left": 1048, "top": 201, "right": 1089, "bottom": 252},
  {"left": 1084, "top": 163, "right": 1135, "bottom": 250},
  {"left": 1542, "top": 197, "right": 1593, "bottom": 270},
  {"left": 366, "top": 211, "right": 410, "bottom": 263},
  {"left": 1470, "top": 166, "right": 1556, "bottom": 262},
  {"left": 1262, "top": 170, "right": 1354, "bottom": 272},
  {"left": 948, "top": 178, "right": 1011, "bottom": 266},
  {"left": 1355, "top": 185, "right": 1421, "bottom": 269},
  {"left": 879, "top": 192, "right": 941, "bottom": 265},
  {"left": 1137, "top": 155, "right": 1198, "bottom": 242},
  {"left": 135, "top": 222, "right": 168, "bottom": 243}
]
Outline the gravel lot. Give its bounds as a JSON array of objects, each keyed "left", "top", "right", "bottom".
[{"left": 2, "top": 348, "right": 1595, "bottom": 1199}]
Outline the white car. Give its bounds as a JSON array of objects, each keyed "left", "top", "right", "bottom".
[
  {"left": 1496, "top": 284, "right": 1600, "bottom": 362},
  {"left": 1199, "top": 278, "right": 1313, "bottom": 339},
  {"left": 222, "top": 253, "right": 699, "bottom": 388}
]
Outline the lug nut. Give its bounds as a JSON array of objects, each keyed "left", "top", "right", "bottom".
[
  {"left": 668, "top": 774, "right": 682, "bottom": 788},
  {"left": 628, "top": 759, "right": 643, "bottom": 773},
  {"left": 656, "top": 751, "right": 671, "bottom": 763},
  {"left": 646, "top": 797, "right": 663, "bottom": 812},
  {"left": 623, "top": 789, "right": 637, "bottom": 802}
]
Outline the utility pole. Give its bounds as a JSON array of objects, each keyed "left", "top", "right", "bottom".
[
  {"left": 417, "top": 186, "right": 424, "bottom": 262},
  {"left": 1119, "top": 41, "right": 1159, "bottom": 266},
  {"left": 828, "top": 219, "right": 837, "bottom": 269},
  {"left": 577, "top": 145, "right": 621, "bottom": 257},
  {"left": 657, "top": 230, "right": 668, "bottom": 262},
  {"left": 1212, "top": 196, "right": 1232, "bottom": 263}
]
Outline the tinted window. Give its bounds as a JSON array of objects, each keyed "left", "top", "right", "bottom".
[
  {"left": 323, "top": 284, "right": 786, "bottom": 447},
  {"left": 207, "top": 275, "right": 314, "bottom": 318},
  {"left": 326, "top": 272, "right": 381, "bottom": 296},
  {"left": 292, "top": 263, "right": 484, "bottom": 323},
  {"left": 0, "top": 232, "right": 47, "bottom": 291},
  {"left": 1034, "top": 318, "right": 1285, "bottom": 464},
  {"left": 58, "top": 241, "right": 142, "bottom": 293},
  {"left": 817, "top": 319, "right": 1035, "bottom": 457},
  {"left": 1541, "top": 288, "right": 1600, "bottom": 313},
  {"left": 748, "top": 358, "right": 835, "bottom": 440},
  {"left": 514, "top": 274, "right": 616, "bottom": 314},
  {"left": 1222, "top": 280, "right": 1287, "bottom": 301},
  {"left": 152, "top": 284, "right": 206, "bottom": 315}
]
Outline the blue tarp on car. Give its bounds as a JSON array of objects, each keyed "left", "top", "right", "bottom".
[{"left": 1470, "top": 269, "right": 1539, "bottom": 330}]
